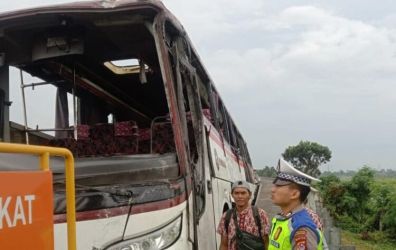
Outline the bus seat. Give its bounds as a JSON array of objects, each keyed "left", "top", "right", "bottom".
[
  {"left": 139, "top": 128, "right": 151, "bottom": 141},
  {"left": 115, "top": 137, "right": 138, "bottom": 155},
  {"left": 114, "top": 121, "right": 139, "bottom": 155},
  {"left": 114, "top": 120, "right": 138, "bottom": 137},
  {"left": 90, "top": 123, "right": 114, "bottom": 140},
  {"left": 151, "top": 122, "right": 175, "bottom": 154},
  {"left": 48, "top": 138, "right": 78, "bottom": 156},
  {"left": 76, "top": 139, "right": 96, "bottom": 157},
  {"left": 75, "top": 124, "right": 96, "bottom": 157},
  {"left": 76, "top": 124, "right": 90, "bottom": 139},
  {"left": 138, "top": 128, "right": 151, "bottom": 154},
  {"left": 90, "top": 123, "right": 116, "bottom": 156}
]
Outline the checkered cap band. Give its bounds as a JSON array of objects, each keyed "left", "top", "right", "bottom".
[{"left": 277, "top": 172, "right": 310, "bottom": 185}]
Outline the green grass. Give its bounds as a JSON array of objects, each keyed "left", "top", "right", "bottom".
[
  {"left": 337, "top": 176, "right": 396, "bottom": 182},
  {"left": 375, "top": 177, "right": 396, "bottom": 186},
  {"left": 341, "top": 230, "right": 396, "bottom": 250}
]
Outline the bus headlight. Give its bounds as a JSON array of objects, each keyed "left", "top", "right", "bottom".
[{"left": 106, "top": 215, "right": 182, "bottom": 250}]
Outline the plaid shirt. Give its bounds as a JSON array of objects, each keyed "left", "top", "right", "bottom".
[
  {"left": 305, "top": 207, "right": 324, "bottom": 231},
  {"left": 217, "top": 206, "right": 270, "bottom": 250}
]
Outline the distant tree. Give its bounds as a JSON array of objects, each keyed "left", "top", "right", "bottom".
[
  {"left": 318, "top": 174, "right": 341, "bottom": 191},
  {"left": 320, "top": 171, "right": 333, "bottom": 177},
  {"left": 346, "top": 170, "right": 356, "bottom": 177},
  {"left": 383, "top": 196, "right": 396, "bottom": 239},
  {"left": 345, "top": 166, "right": 374, "bottom": 227},
  {"left": 256, "top": 166, "right": 277, "bottom": 177},
  {"left": 319, "top": 165, "right": 396, "bottom": 240},
  {"left": 282, "top": 141, "right": 332, "bottom": 177},
  {"left": 368, "top": 184, "right": 392, "bottom": 232},
  {"left": 383, "top": 169, "right": 396, "bottom": 177},
  {"left": 318, "top": 174, "right": 346, "bottom": 216}
]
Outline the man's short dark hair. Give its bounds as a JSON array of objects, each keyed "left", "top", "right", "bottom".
[
  {"left": 290, "top": 183, "right": 311, "bottom": 203},
  {"left": 299, "top": 185, "right": 311, "bottom": 203}
]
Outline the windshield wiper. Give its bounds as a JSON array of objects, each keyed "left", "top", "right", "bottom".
[{"left": 72, "top": 183, "right": 137, "bottom": 239}]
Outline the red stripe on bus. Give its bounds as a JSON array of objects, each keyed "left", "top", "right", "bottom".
[{"left": 207, "top": 129, "right": 246, "bottom": 168}]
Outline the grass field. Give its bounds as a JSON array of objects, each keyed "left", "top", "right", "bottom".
[
  {"left": 341, "top": 230, "right": 396, "bottom": 250},
  {"left": 375, "top": 177, "right": 396, "bottom": 186}
]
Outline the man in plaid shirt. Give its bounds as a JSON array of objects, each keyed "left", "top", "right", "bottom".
[{"left": 217, "top": 180, "right": 270, "bottom": 250}]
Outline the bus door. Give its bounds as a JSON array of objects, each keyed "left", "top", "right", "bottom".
[{"left": 204, "top": 111, "right": 235, "bottom": 248}]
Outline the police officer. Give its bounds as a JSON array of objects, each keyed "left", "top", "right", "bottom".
[{"left": 269, "top": 158, "right": 324, "bottom": 250}]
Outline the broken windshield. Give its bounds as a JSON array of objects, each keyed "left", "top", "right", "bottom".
[{"left": 3, "top": 7, "right": 178, "bottom": 159}]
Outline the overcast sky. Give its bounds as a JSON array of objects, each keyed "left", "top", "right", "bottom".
[{"left": 1, "top": 0, "right": 396, "bottom": 171}]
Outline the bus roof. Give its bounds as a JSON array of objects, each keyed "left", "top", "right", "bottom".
[{"left": 0, "top": 0, "right": 165, "bottom": 21}]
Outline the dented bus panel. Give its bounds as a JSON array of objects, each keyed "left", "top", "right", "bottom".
[{"left": 0, "top": 1, "right": 258, "bottom": 249}]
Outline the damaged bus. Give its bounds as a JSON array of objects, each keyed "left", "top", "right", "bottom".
[{"left": 0, "top": 0, "right": 259, "bottom": 249}]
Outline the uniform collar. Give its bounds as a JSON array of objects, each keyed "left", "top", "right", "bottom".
[{"left": 275, "top": 205, "right": 304, "bottom": 220}]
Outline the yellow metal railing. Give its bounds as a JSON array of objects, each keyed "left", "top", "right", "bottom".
[{"left": 0, "top": 143, "right": 76, "bottom": 250}]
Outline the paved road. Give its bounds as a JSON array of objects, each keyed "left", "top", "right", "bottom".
[{"left": 255, "top": 177, "right": 279, "bottom": 219}]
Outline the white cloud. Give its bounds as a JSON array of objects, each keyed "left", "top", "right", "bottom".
[
  {"left": 2, "top": 0, "right": 396, "bottom": 169},
  {"left": 201, "top": 5, "right": 396, "bottom": 89},
  {"left": 277, "top": 7, "right": 396, "bottom": 77},
  {"left": 169, "top": 3, "right": 396, "bottom": 169}
]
